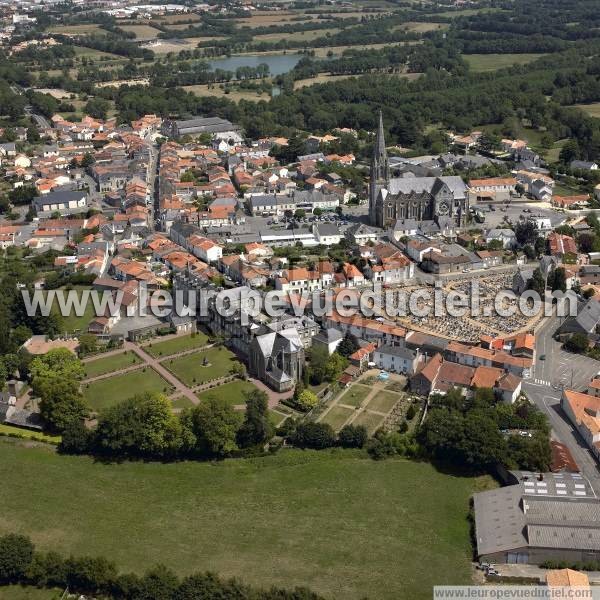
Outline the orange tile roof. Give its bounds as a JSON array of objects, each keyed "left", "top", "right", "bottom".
[{"left": 471, "top": 366, "right": 504, "bottom": 388}]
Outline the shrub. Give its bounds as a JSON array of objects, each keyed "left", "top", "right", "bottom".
[
  {"left": 290, "top": 422, "right": 336, "bottom": 449},
  {"left": 338, "top": 424, "right": 368, "bottom": 448}
]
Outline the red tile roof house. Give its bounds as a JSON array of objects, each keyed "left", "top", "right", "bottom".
[{"left": 548, "top": 232, "right": 578, "bottom": 260}]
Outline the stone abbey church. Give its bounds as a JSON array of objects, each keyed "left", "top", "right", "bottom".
[{"left": 368, "top": 113, "right": 469, "bottom": 229}]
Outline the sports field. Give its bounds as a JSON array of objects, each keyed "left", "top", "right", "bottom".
[
  {"left": 81, "top": 368, "right": 173, "bottom": 410},
  {"left": 165, "top": 347, "right": 239, "bottom": 386},
  {"left": 0, "top": 441, "right": 493, "bottom": 600}
]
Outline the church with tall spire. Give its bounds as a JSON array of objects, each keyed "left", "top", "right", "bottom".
[
  {"left": 368, "top": 111, "right": 390, "bottom": 225},
  {"left": 368, "top": 112, "right": 469, "bottom": 229}
]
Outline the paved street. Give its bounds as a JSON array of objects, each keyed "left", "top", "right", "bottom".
[{"left": 524, "top": 314, "right": 600, "bottom": 494}]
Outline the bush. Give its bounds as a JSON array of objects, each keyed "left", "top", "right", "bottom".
[
  {"left": 59, "top": 420, "right": 91, "bottom": 455},
  {"left": 406, "top": 404, "right": 416, "bottom": 420},
  {"left": 290, "top": 422, "right": 336, "bottom": 449},
  {"left": 0, "top": 534, "right": 34, "bottom": 583},
  {"left": 338, "top": 424, "right": 368, "bottom": 448}
]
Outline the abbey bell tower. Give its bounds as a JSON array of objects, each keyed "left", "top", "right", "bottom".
[{"left": 369, "top": 111, "right": 390, "bottom": 226}]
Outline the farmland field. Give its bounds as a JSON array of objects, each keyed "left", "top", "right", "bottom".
[
  {"left": 569, "top": 102, "right": 600, "bottom": 118},
  {"left": 464, "top": 53, "right": 545, "bottom": 72},
  {"left": 119, "top": 24, "right": 162, "bottom": 38},
  {"left": 0, "top": 441, "right": 494, "bottom": 600},
  {"left": 48, "top": 23, "right": 107, "bottom": 35}
]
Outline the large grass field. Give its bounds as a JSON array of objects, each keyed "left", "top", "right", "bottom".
[
  {"left": 0, "top": 441, "right": 493, "bottom": 599},
  {"left": 196, "top": 379, "right": 260, "bottom": 407},
  {"left": 183, "top": 84, "right": 270, "bottom": 102},
  {"left": 83, "top": 351, "right": 142, "bottom": 379},
  {"left": 48, "top": 23, "right": 107, "bottom": 35},
  {"left": 0, "top": 586, "right": 63, "bottom": 599},
  {"left": 464, "top": 53, "right": 545, "bottom": 72},
  {"left": 165, "top": 347, "right": 239, "bottom": 386},
  {"left": 119, "top": 24, "right": 162, "bottom": 38},
  {"left": 82, "top": 368, "right": 173, "bottom": 411},
  {"left": 144, "top": 332, "right": 209, "bottom": 358}
]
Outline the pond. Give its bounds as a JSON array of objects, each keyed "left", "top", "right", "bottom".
[{"left": 207, "top": 53, "right": 303, "bottom": 76}]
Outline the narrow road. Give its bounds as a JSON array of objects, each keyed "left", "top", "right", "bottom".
[{"left": 524, "top": 314, "right": 600, "bottom": 494}]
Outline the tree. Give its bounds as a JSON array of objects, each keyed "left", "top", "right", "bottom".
[
  {"left": 59, "top": 420, "right": 91, "bottom": 455},
  {"left": 30, "top": 349, "right": 87, "bottom": 433},
  {"left": 559, "top": 139, "right": 580, "bottom": 165},
  {"left": 186, "top": 397, "right": 241, "bottom": 458},
  {"left": 325, "top": 352, "right": 347, "bottom": 382},
  {"left": 236, "top": 389, "right": 273, "bottom": 448},
  {"left": 514, "top": 220, "right": 538, "bottom": 246},
  {"left": 0, "top": 534, "right": 34, "bottom": 583},
  {"left": 529, "top": 267, "right": 546, "bottom": 297},
  {"left": 84, "top": 97, "right": 111, "bottom": 120},
  {"left": 313, "top": 207, "right": 323, "bottom": 216},
  {"left": 523, "top": 244, "right": 536, "bottom": 260},
  {"left": 96, "top": 392, "right": 188, "bottom": 458},
  {"left": 551, "top": 267, "right": 567, "bottom": 292},
  {"left": 290, "top": 422, "right": 336, "bottom": 449},
  {"left": 515, "top": 183, "right": 526, "bottom": 196},
  {"left": 39, "top": 379, "right": 88, "bottom": 434},
  {"left": 338, "top": 424, "right": 368, "bottom": 448},
  {"left": 135, "top": 564, "right": 179, "bottom": 600},
  {"left": 294, "top": 209, "right": 306, "bottom": 219},
  {"left": 564, "top": 333, "right": 589, "bottom": 354},
  {"left": 337, "top": 332, "right": 360, "bottom": 358},
  {"left": 78, "top": 333, "right": 98, "bottom": 356}
]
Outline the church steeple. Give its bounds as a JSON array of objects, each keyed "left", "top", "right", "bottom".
[{"left": 369, "top": 110, "right": 389, "bottom": 226}]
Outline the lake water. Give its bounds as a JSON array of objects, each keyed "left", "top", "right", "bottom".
[{"left": 207, "top": 53, "right": 303, "bottom": 76}]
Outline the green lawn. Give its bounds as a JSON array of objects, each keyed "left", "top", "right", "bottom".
[
  {"left": 366, "top": 391, "right": 401, "bottom": 414},
  {"left": 83, "top": 351, "right": 142, "bottom": 379},
  {"left": 320, "top": 405, "right": 354, "bottom": 431},
  {"left": 82, "top": 368, "right": 173, "bottom": 411},
  {"left": 166, "top": 347, "right": 239, "bottom": 386},
  {"left": 337, "top": 384, "right": 372, "bottom": 408},
  {"left": 144, "top": 332, "right": 209, "bottom": 358},
  {"left": 352, "top": 410, "right": 386, "bottom": 434},
  {"left": 0, "top": 441, "right": 493, "bottom": 600},
  {"left": 196, "top": 379, "right": 260, "bottom": 407},
  {"left": 464, "top": 53, "right": 545, "bottom": 72}
]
